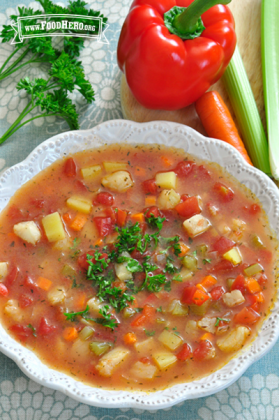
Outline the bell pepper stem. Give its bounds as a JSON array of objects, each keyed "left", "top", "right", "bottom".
[{"left": 174, "top": 0, "right": 231, "bottom": 35}]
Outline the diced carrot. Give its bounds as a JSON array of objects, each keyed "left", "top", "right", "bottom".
[
  {"left": 196, "top": 283, "right": 207, "bottom": 292},
  {"left": 37, "top": 277, "right": 52, "bottom": 291},
  {"left": 123, "top": 332, "right": 137, "bottom": 345},
  {"left": 200, "top": 332, "right": 214, "bottom": 341},
  {"left": 145, "top": 196, "right": 157, "bottom": 207},
  {"left": 135, "top": 166, "right": 146, "bottom": 177},
  {"left": 63, "top": 327, "right": 78, "bottom": 341},
  {"left": 255, "top": 292, "right": 264, "bottom": 303},
  {"left": 70, "top": 213, "right": 88, "bottom": 231},
  {"left": 117, "top": 209, "right": 127, "bottom": 227},
  {"left": 75, "top": 292, "right": 87, "bottom": 310},
  {"left": 142, "top": 305, "right": 156, "bottom": 318},
  {"left": 200, "top": 275, "right": 217, "bottom": 289},
  {"left": 62, "top": 213, "right": 72, "bottom": 224},
  {"left": 246, "top": 278, "right": 261, "bottom": 294},
  {"left": 131, "top": 213, "right": 145, "bottom": 223},
  {"left": 192, "top": 289, "right": 210, "bottom": 306},
  {"left": 94, "top": 238, "right": 103, "bottom": 247},
  {"left": 160, "top": 156, "right": 173, "bottom": 167},
  {"left": 177, "top": 242, "right": 190, "bottom": 257}
]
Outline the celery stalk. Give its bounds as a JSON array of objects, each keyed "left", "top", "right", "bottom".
[
  {"left": 222, "top": 46, "right": 271, "bottom": 176},
  {"left": 262, "top": 0, "right": 279, "bottom": 180}
]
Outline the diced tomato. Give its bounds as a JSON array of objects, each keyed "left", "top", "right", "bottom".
[
  {"left": 0, "top": 284, "right": 8, "bottom": 297},
  {"left": 193, "top": 340, "right": 214, "bottom": 361},
  {"left": 231, "top": 274, "right": 246, "bottom": 294},
  {"left": 175, "top": 196, "right": 201, "bottom": 219},
  {"left": 95, "top": 192, "right": 114, "bottom": 206},
  {"left": 37, "top": 317, "right": 56, "bottom": 336},
  {"left": 117, "top": 208, "right": 127, "bottom": 227},
  {"left": 234, "top": 306, "right": 260, "bottom": 325},
  {"left": 64, "top": 158, "right": 77, "bottom": 177},
  {"left": 142, "top": 293, "right": 159, "bottom": 306},
  {"left": 175, "top": 161, "right": 196, "bottom": 177},
  {"left": 142, "top": 304, "right": 156, "bottom": 318},
  {"left": 181, "top": 286, "right": 197, "bottom": 305},
  {"left": 142, "top": 179, "right": 157, "bottom": 194},
  {"left": 210, "top": 286, "right": 225, "bottom": 301},
  {"left": 176, "top": 343, "right": 192, "bottom": 361},
  {"left": 7, "top": 205, "right": 23, "bottom": 222},
  {"left": 139, "top": 357, "right": 151, "bottom": 364},
  {"left": 197, "top": 165, "right": 211, "bottom": 179},
  {"left": 244, "top": 204, "right": 261, "bottom": 215},
  {"left": 258, "top": 274, "right": 268, "bottom": 288},
  {"left": 94, "top": 217, "right": 113, "bottom": 237},
  {"left": 211, "top": 236, "right": 235, "bottom": 255},
  {"left": 210, "top": 259, "right": 234, "bottom": 273},
  {"left": 78, "top": 251, "right": 108, "bottom": 271},
  {"left": 145, "top": 206, "right": 161, "bottom": 219},
  {"left": 23, "top": 275, "right": 38, "bottom": 291},
  {"left": 213, "top": 182, "right": 234, "bottom": 202},
  {"left": 105, "top": 207, "right": 117, "bottom": 222},
  {"left": 9, "top": 324, "right": 32, "bottom": 340},
  {"left": 19, "top": 294, "right": 34, "bottom": 308},
  {"left": 5, "top": 265, "right": 19, "bottom": 287},
  {"left": 131, "top": 314, "right": 146, "bottom": 327},
  {"left": 130, "top": 249, "right": 150, "bottom": 260},
  {"left": 181, "top": 194, "right": 189, "bottom": 202},
  {"left": 75, "top": 180, "right": 88, "bottom": 192},
  {"left": 30, "top": 199, "right": 45, "bottom": 209}
]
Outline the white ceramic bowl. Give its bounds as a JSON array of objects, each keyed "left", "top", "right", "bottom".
[{"left": 0, "top": 120, "right": 279, "bottom": 410}]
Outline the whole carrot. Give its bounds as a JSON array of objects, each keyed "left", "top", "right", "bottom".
[{"left": 195, "top": 91, "right": 253, "bottom": 166}]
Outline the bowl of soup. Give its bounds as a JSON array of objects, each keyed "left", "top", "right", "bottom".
[{"left": 0, "top": 120, "right": 278, "bottom": 410}]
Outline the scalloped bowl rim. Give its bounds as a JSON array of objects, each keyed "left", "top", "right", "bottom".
[{"left": 0, "top": 119, "right": 279, "bottom": 410}]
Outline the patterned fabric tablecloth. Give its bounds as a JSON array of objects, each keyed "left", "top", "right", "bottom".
[{"left": 0, "top": 1, "right": 279, "bottom": 419}]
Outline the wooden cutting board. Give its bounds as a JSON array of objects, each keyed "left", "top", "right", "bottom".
[{"left": 120, "top": 0, "right": 265, "bottom": 135}]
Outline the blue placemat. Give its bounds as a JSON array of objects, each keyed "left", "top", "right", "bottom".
[{"left": 0, "top": 1, "right": 278, "bottom": 419}]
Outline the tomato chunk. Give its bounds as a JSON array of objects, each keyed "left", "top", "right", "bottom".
[
  {"left": 95, "top": 192, "right": 114, "bottom": 206},
  {"left": 9, "top": 324, "right": 32, "bottom": 340},
  {"left": 75, "top": 180, "right": 88, "bottom": 192},
  {"left": 94, "top": 217, "right": 113, "bottom": 237},
  {"left": 210, "top": 259, "right": 234, "bottom": 273},
  {"left": 175, "top": 196, "right": 201, "bottom": 219},
  {"left": 145, "top": 206, "right": 161, "bottom": 219},
  {"left": 37, "top": 317, "right": 56, "bottom": 336},
  {"left": 213, "top": 182, "right": 234, "bottom": 202},
  {"left": 193, "top": 340, "right": 214, "bottom": 361},
  {"left": 231, "top": 274, "right": 246, "bottom": 294},
  {"left": 244, "top": 204, "right": 261, "bottom": 215},
  {"left": 175, "top": 161, "right": 196, "bottom": 177},
  {"left": 142, "top": 179, "right": 157, "bottom": 194},
  {"left": 30, "top": 199, "right": 45, "bottom": 209},
  {"left": 64, "top": 158, "right": 77, "bottom": 177},
  {"left": 181, "top": 286, "right": 209, "bottom": 306},
  {"left": 177, "top": 343, "right": 192, "bottom": 361},
  {"left": 0, "top": 284, "right": 8, "bottom": 297},
  {"left": 211, "top": 236, "right": 235, "bottom": 255},
  {"left": 234, "top": 307, "right": 260, "bottom": 325},
  {"left": 19, "top": 294, "right": 34, "bottom": 308},
  {"left": 210, "top": 286, "right": 225, "bottom": 301},
  {"left": 5, "top": 265, "right": 19, "bottom": 287}
]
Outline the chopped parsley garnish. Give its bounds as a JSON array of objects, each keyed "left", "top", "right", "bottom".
[
  {"left": 215, "top": 317, "right": 230, "bottom": 327},
  {"left": 144, "top": 329, "right": 156, "bottom": 336},
  {"left": 203, "top": 258, "right": 212, "bottom": 265},
  {"left": 146, "top": 214, "right": 166, "bottom": 230},
  {"left": 64, "top": 305, "right": 89, "bottom": 322},
  {"left": 157, "top": 306, "right": 163, "bottom": 312},
  {"left": 27, "top": 324, "right": 37, "bottom": 337}
]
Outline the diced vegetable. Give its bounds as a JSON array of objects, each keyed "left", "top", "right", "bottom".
[
  {"left": 123, "top": 306, "right": 137, "bottom": 318},
  {"left": 175, "top": 196, "right": 201, "bottom": 219},
  {"left": 0, "top": 284, "right": 8, "bottom": 297},
  {"left": 123, "top": 332, "right": 137, "bottom": 345},
  {"left": 167, "top": 299, "right": 189, "bottom": 316},
  {"left": 189, "top": 300, "right": 210, "bottom": 316},
  {"left": 153, "top": 352, "right": 177, "bottom": 370},
  {"left": 197, "top": 317, "right": 217, "bottom": 334},
  {"left": 115, "top": 252, "right": 133, "bottom": 281},
  {"left": 185, "top": 320, "right": 200, "bottom": 339},
  {"left": 81, "top": 164, "right": 102, "bottom": 179},
  {"left": 37, "top": 277, "right": 52, "bottom": 291},
  {"left": 182, "top": 255, "right": 197, "bottom": 271},
  {"left": 63, "top": 327, "right": 78, "bottom": 341},
  {"left": 87, "top": 296, "right": 103, "bottom": 314},
  {"left": 101, "top": 171, "right": 133, "bottom": 193},
  {"left": 177, "top": 242, "right": 190, "bottom": 257},
  {"left": 245, "top": 278, "right": 261, "bottom": 295},
  {"left": 4, "top": 300, "right": 23, "bottom": 322},
  {"left": 223, "top": 247, "right": 242, "bottom": 265},
  {"left": 79, "top": 326, "right": 94, "bottom": 341},
  {"left": 193, "top": 340, "right": 216, "bottom": 361},
  {"left": 52, "top": 238, "right": 72, "bottom": 251},
  {"left": 71, "top": 338, "right": 91, "bottom": 358},
  {"left": 183, "top": 214, "right": 211, "bottom": 237},
  {"left": 90, "top": 341, "right": 113, "bottom": 356},
  {"left": 251, "top": 235, "right": 265, "bottom": 249},
  {"left": 200, "top": 275, "right": 217, "bottom": 289},
  {"left": 234, "top": 307, "right": 260, "bottom": 325},
  {"left": 222, "top": 290, "right": 245, "bottom": 307},
  {"left": 42, "top": 212, "right": 66, "bottom": 242},
  {"left": 180, "top": 268, "right": 193, "bottom": 281},
  {"left": 0, "top": 262, "right": 8, "bottom": 280},
  {"left": 216, "top": 326, "right": 250, "bottom": 352},
  {"left": 48, "top": 286, "right": 66, "bottom": 306},
  {"left": 158, "top": 329, "right": 183, "bottom": 351},
  {"left": 96, "top": 347, "right": 130, "bottom": 377},
  {"left": 103, "top": 161, "right": 128, "bottom": 172},
  {"left": 70, "top": 213, "right": 88, "bottom": 231},
  {"left": 130, "top": 361, "right": 158, "bottom": 379},
  {"left": 134, "top": 337, "right": 154, "bottom": 355},
  {"left": 244, "top": 263, "right": 263, "bottom": 277},
  {"left": 155, "top": 172, "right": 177, "bottom": 189},
  {"left": 66, "top": 196, "right": 92, "bottom": 214},
  {"left": 196, "top": 244, "right": 208, "bottom": 257},
  {"left": 13, "top": 221, "right": 41, "bottom": 245},
  {"left": 61, "top": 264, "right": 76, "bottom": 279},
  {"left": 157, "top": 189, "right": 180, "bottom": 209}
]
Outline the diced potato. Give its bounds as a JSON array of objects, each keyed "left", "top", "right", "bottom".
[
  {"left": 52, "top": 238, "right": 72, "bottom": 251},
  {"left": 123, "top": 306, "right": 137, "bottom": 318},
  {"left": 87, "top": 296, "right": 103, "bottom": 314},
  {"left": 101, "top": 171, "right": 133, "bottom": 193},
  {"left": 71, "top": 338, "right": 91, "bottom": 358},
  {"left": 197, "top": 316, "right": 217, "bottom": 334},
  {"left": 183, "top": 214, "right": 211, "bottom": 237},
  {"left": 180, "top": 267, "right": 193, "bottom": 281},
  {"left": 96, "top": 347, "right": 130, "bottom": 377},
  {"left": 158, "top": 329, "right": 183, "bottom": 351},
  {"left": 157, "top": 189, "right": 180, "bottom": 210},
  {"left": 0, "top": 262, "right": 8, "bottom": 280},
  {"left": 203, "top": 343, "right": 216, "bottom": 360},
  {"left": 81, "top": 165, "right": 102, "bottom": 180},
  {"left": 222, "top": 290, "right": 245, "bottom": 307},
  {"left": 155, "top": 172, "right": 177, "bottom": 189},
  {"left": 4, "top": 300, "right": 23, "bottom": 322},
  {"left": 130, "top": 361, "right": 158, "bottom": 379},
  {"left": 217, "top": 326, "right": 250, "bottom": 353},
  {"left": 153, "top": 352, "right": 177, "bottom": 370},
  {"left": 134, "top": 337, "right": 154, "bottom": 355},
  {"left": 103, "top": 161, "right": 128, "bottom": 172},
  {"left": 167, "top": 299, "right": 189, "bottom": 316},
  {"left": 42, "top": 212, "right": 66, "bottom": 242},
  {"left": 115, "top": 252, "right": 132, "bottom": 281},
  {"left": 13, "top": 221, "right": 41, "bottom": 245},
  {"left": 185, "top": 320, "right": 200, "bottom": 339},
  {"left": 48, "top": 286, "right": 66, "bottom": 306},
  {"left": 66, "top": 196, "right": 92, "bottom": 214},
  {"left": 223, "top": 247, "right": 242, "bottom": 265}
]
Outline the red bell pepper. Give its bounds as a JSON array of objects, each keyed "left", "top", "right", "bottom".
[{"left": 117, "top": 0, "right": 236, "bottom": 110}]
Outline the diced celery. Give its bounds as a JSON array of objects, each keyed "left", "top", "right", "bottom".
[
  {"left": 153, "top": 352, "right": 177, "bottom": 370},
  {"left": 167, "top": 299, "right": 188, "bottom": 316},
  {"left": 223, "top": 248, "right": 242, "bottom": 265},
  {"left": 155, "top": 172, "right": 177, "bottom": 189},
  {"left": 182, "top": 255, "right": 197, "bottom": 271},
  {"left": 103, "top": 161, "right": 128, "bottom": 172},
  {"left": 251, "top": 235, "right": 265, "bottom": 249},
  {"left": 227, "top": 278, "right": 235, "bottom": 290},
  {"left": 61, "top": 264, "right": 76, "bottom": 279},
  {"left": 123, "top": 307, "right": 137, "bottom": 318},
  {"left": 89, "top": 341, "right": 112, "bottom": 356},
  {"left": 79, "top": 326, "right": 94, "bottom": 341},
  {"left": 156, "top": 317, "right": 169, "bottom": 326},
  {"left": 158, "top": 330, "right": 182, "bottom": 351},
  {"left": 189, "top": 300, "right": 210, "bottom": 316},
  {"left": 196, "top": 244, "right": 208, "bottom": 257},
  {"left": 66, "top": 196, "right": 92, "bottom": 214},
  {"left": 180, "top": 268, "right": 193, "bottom": 281},
  {"left": 244, "top": 263, "right": 264, "bottom": 277},
  {"left": 81, "top": 164, "right": 102, "bottom": 180},
  {"left": 42, "top": 212, "right": 66, "bottom": 242}
]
